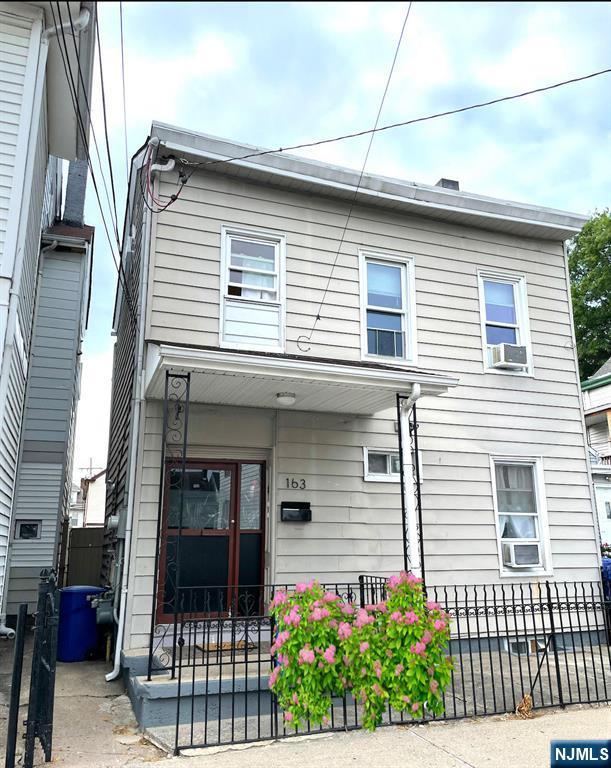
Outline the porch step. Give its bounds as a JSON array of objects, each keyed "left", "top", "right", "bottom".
[{"left": 126, "top": 662, "right": 271, "bottom": 729}]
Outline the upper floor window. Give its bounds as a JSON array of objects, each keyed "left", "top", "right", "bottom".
[
  {"left": 491, "top": 457, "right": 550, "bottom": 575},
  {"left": 477, "top": 270, "right": 532, "bottom": 374},
  {"left": 360, "top": 251, "right": 416, "bottom": 363},
  {"left": 227, "top": 235, "right": 279, "bottom": 302},
  {"left": 220, "top": 226, "right": 285, "bottom": 351}
]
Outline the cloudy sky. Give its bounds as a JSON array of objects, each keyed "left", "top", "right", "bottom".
[{"left": 72, "top": 0, "right": 611, "bottom": 480}]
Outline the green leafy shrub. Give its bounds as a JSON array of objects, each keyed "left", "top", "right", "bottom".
[{"left": 268, "top": 572, "right": 453, "bottom": 730}]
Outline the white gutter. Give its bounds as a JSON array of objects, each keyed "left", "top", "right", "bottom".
[
  {"left": 106, "top": 154, "right": 174, "bottom": 681},
  {"left": 42, "top": 8, "right": 90, "bottom": 41}
]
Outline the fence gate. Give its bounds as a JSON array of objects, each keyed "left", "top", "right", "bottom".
[{"left": 23, "top": 569, "right": 59, "bottom": 768}]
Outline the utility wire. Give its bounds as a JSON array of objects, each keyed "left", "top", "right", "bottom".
[
  {"left": 60, "top": 2, "right": 120, "bottom": 242},
  {"left": 119, "top": 2, "right": 130, "bottom": 184},
  {"left": 297, "top": 1, "right": 413, "bottom": 351},
  {"left": 150, "top": 63, "right": 611, "bottom": 214},
  {"left": 50, "top": 2, "right": 137, "bottom": 327},
  {"left": 61, "top": 2, "right": 137, "bottom": 324},
  {"left": 180, "top": 65, "right": 611, "bottom": 174}
]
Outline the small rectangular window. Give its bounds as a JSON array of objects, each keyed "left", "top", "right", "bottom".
[
  {"left": 363, "top": 447, "right": 421, "bottom": 483},
  {"left": 491, "top": 459, "right": 549, "bottom": 573},
  {"left": 478, "top": 271, "right": 532, "bottom": 373},
  {"left": 15, "top": 520, "right": 41, "bottom": 540},
  {"left": 360, "top": 252, "right": 416, "bottom": 363}
]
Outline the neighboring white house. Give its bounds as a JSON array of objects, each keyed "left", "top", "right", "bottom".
[
  {"left": 582, "top": 357, "right": 611, "bottom": 546},
  {"left": 82, "top": 468, "right": 106, "bottom": 527},
  {"left": 103, "top": 123, "right": 599, "bottom": 686},
  {"left": 0, "top": 1, "right": 95, "bottom": 625}
]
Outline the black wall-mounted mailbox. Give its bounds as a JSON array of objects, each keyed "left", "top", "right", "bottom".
[{"left": 280, "top": 501, "right": 312, "bottom": 522}]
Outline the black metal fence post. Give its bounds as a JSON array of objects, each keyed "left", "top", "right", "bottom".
[
  {"left": 5, "top": 604, "right": 27, "bottom": 768},
  {"left": 545, "top": 580, "right": 565, "bottom": 709},
  {"left": 24, "top": 570, "right": 58, "bottom": 768}
]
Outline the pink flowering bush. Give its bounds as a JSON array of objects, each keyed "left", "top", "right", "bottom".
[
  {"left": 268, "top": 572, "right": 453, "bottom": 730},
  {"left": 268, "top": 580, "right": 347, "bottom": 725}
]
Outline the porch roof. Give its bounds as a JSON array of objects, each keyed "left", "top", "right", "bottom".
[{"left": 144, "top": 344, "right": 458, "bottom": 415}]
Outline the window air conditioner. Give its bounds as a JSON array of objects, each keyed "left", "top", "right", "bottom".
[
  {"left": 502, "top": 541, "right": 541, "bottom": 568},
  {"left": 491, "top": 343, "right": 528, "bottom": 370}
]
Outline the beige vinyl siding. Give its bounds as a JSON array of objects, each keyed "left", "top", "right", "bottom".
[{"left": 121, "top": 163, "right": 599, "bottom": 648}]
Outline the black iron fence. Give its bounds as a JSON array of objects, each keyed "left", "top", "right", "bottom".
[
  {"left": 148, "top": 578, "right": 611, "bottom": 754},
  {"left": 4, "top": 570, "right": 59, "bottom": 768}
]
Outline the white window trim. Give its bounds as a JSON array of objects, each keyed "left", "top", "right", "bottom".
[
  {"left": 490, "top": 455, "right": 552, "bottom": 578},
  {"left": 220, "top": 225, "right": 286, "bottom": 353},
  {"left": 359, "top": 250, "right": 417, "bottom": 366},
  {"left": 363, "top": 446, "right": 423, "bottom": 483},
  {"left": 477, "top": 268, "right": 534, "bottom": 377}
]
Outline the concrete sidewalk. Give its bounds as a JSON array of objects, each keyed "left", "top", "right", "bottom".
[
  {"left": 163, "top": 705, "right": 611, "bottom": 768},
  {"left": 1, "top": 639, "right": 608, "bottom": 767}
]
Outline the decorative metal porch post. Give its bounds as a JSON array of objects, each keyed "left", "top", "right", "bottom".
[
  {"left": 147, "top": 371, "right": 191, "bottom": 680},
  {"left": 396, "top": 394, "right": 425, "bottom": 588}
]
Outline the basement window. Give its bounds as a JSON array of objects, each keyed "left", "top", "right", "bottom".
[{"left": 15, "top": 520, "right": 41, "bottom": 540}]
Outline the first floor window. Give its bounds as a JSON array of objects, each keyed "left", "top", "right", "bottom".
[
  {"left": 360, "top": 252, "right": 415, "bottom": 362},
  {"left": 492, "top": 460, "right": 547, "bottom": 571},
  {"left": 363, "top": 447, "right": 421, "bottom": 482}
]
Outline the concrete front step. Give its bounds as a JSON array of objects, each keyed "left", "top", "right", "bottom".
[{"left": 123, "top": 648, "right": 272, "bottom": 729}]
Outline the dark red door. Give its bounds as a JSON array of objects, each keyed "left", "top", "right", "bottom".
[{"left": 157, "top": 460, "right": 265, "bottom": 621}]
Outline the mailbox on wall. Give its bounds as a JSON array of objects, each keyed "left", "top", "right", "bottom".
[{"left": 280, "top": 501, "right": 312, "bottom": 522}]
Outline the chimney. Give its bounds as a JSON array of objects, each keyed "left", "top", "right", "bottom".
[
  {"left": 63, "top": 159, "right": 88, "bottom": 226},
  {"left": 435, "top": 178, "right": 460, "bottom": 191}
]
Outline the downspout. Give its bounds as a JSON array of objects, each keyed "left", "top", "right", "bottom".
[
  {"left": 398, "top": 383, "right": 421, "bottom": 576},
  {"left": 105, "top": 153, "right": 174, "bottom": 681}
]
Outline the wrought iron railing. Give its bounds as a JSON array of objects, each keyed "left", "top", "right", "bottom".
[{"left": 148, "top": 578, "right": 611, "bottom": 754}]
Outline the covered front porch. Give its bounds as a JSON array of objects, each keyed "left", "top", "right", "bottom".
[{"left": 141, "top": 344, "right": 456, "bottom": 642}]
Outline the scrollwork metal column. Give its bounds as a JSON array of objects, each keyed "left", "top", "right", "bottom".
[
  {"left": 147, "top": 371, "right": 191, "bottom": 679},
  {"left": 396, "top": 393, "right": 425, "bottom": 589}
]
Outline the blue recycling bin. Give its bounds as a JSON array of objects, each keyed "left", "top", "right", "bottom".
[
  {"left": 602, "top": 557, "right": 611, "bottom": 603},
  {"left": 57, "top": 586, "right": 106, "bottom": 662}
]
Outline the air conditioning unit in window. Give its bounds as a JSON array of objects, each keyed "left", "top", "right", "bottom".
[
  {"left": 491, "top": 343, "right": 528, "bottom": 370},
  {"left": 502, "top": 542, "right": 541, "bottom": 568}
]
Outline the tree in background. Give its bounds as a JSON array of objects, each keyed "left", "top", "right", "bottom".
[{"left": 568, "top": 210, "right": 611, "bottom": 381}]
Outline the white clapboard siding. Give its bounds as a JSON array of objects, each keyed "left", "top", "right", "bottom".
[
  {"left": 587, "top": 420, "right": 610, "bottom": 456},
  {"left": 0, "top": 11, "right": 32, "bottom": 265}
]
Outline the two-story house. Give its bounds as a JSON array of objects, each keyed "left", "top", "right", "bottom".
[
  {"left": 0, "top": 1, "right": 95, "bottom": 630},
  {"left": 582, "top": 357, "right": 611, "bottom": 546},
  {"left": 104, "top": 123, "right": 600, "bottom": 730}
]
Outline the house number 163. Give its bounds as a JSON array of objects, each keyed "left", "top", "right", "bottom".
[{"left": 286, "top": 478, "right": 306, "bottom": 489}]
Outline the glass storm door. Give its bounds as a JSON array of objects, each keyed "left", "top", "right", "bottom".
[{"left": 158, "top": 461, "right": 265, "bottom": 621}]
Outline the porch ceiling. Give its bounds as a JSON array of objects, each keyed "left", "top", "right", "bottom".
[{"left": 145, "top": 344, "right": 458, "bottom": 415}]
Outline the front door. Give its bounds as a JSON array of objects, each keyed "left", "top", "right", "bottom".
[{"left": 157, "top": 460, "right": 265, "bottom": 621}]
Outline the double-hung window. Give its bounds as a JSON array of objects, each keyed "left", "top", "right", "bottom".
[
  {"left": 360, "top": 251, "right": 415, "bottom": 363},
  {"left": 478, "top": 270, "right": 532, "bottom": 373},
  {"left": 491, "top": 458, "right": 549, "bottom": 573},
  {"left": 220, "top": 226, "right": 285, "bottom": 351}
]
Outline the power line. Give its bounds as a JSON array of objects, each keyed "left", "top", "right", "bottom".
[
  {"left": 54, "top": 2, "right": 120, "bottom": 244},
  {"left": 60, "top": 3, "right": 137, "bottom": 325},
  {"left": 297, "top": 1, "right": 413, "bottom": 351},
  {"left": 50, "top": 2, "right": 138, "bottom": 328},
  {"left": 119, "top": 2, "right": 129, "bottom": 184},
  {"left": 179, "top": 65, "right": 611, "bottom": 174}
]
